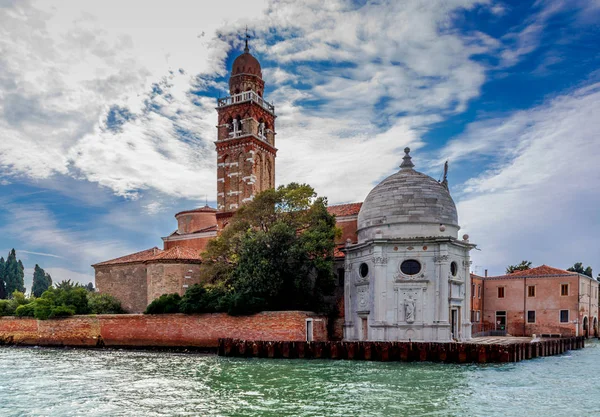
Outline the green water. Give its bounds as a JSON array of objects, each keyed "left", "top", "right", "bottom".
[{"left": 1, "top": 342, "right": 599, "bottom": 417}]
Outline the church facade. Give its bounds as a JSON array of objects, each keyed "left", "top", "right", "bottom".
[{"left": 93, "top": 42, "right": 475, "bottom": 342}]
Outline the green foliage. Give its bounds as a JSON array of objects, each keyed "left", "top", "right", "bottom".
[
  {"left": 144, "top": 293, "right": 181, "bottom": 314},
  {"left": 15, "top": 303, "right": 35, "bottom": 317},
  {"left": 0, "top": 300, "right": 15, "bottom": 316},
  {"left": 32, "top": 264, "right": 53, "bottom": 297},
  {"left": 87, "top": 292, "right": 124, "bottom": 314},
  {"left": 506, "top": 260, "right": 532, "bottom": 274},
  {"left": 197, "top": 183, "right": 339, "bottom": 315},
  {"left": 48, "top": 305, "right": 76, "bottom": 319},
  {"left": 179, "top": 284, "right": 231, "bottom": 314},
  {"left": 567, "top": 262, "right": 593, "bottom": 278},
  {"left": 2, "top": 249, "right": 25, "bottom": 296},
  {"left": 84, "top": 282, "right": 95, "bottom": 292}
]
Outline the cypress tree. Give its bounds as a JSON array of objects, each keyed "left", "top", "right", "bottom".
[
  {"left": 4, "top": 249, "right": 26, "bottom": 296},
  {"left": 32, "top": 264, "right": 52, "bottom": 297},
  {"left": 0, "top": 257, "right": 6, "bottom": 299}
]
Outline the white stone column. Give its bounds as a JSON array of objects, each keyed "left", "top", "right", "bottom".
[
  {"left": 436, "top": 246, "right": 450, "bottom": 324},
  {"left": 372, "top": 246, "right": 388, "bottom": 340},
  {"left": 462, "top": 252, "right": 472, "bottom": 340}
]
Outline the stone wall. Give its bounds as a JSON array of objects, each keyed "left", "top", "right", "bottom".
[
  {"left": 0, "top": 311, "right": 327, "bottom": 348},
  {"left": 95, "top": 263, "right": 148, "bottom": 313},
  {"left": 146, "top": 263, "right": 203, "bottom": 302}
]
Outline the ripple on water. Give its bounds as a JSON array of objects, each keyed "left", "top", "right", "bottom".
[{"left": 0, "top": 342, "right": 599, "bottom": 417}]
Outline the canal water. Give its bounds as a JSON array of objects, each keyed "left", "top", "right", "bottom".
[{"left": 0, "top": 341, "right": 598, "bottom": 417}]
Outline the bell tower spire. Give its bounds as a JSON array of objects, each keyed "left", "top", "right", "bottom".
[{"left": 215, "top": 36, "right": 277, "bottom": 227}]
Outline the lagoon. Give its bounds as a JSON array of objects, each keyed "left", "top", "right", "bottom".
[{"left": 1, "top": 341, "right": 599, "bottom": 417}]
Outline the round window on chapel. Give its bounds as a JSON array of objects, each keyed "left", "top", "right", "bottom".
[
  {"left": 359, "top": 263, "right": 369, "bottom": 278},
  {"left": 400, "top": 260, "right": 421, "bottom": 275},
  {"left": 451, "top": 261, "right": 458, "bottom": 276}
]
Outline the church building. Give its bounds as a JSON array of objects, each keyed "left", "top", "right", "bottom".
[{"left": 93, "top": 40, "right": 475, "bottom": 342}]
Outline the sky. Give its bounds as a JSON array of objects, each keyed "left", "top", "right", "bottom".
[{"left": 1, "top": 0, "right": 599, "bottom": 289}]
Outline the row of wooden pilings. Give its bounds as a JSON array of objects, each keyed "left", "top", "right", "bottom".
[{"left": 218, "top": 336, "right": 585, "bottom": 363}]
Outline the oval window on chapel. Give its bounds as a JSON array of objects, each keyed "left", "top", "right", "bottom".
[
  {"left": 451, "top": 261, "right": 458, "bottom": 276},
  {"left": 400, "top": 260, "right": 421, "bottom": 275},
  {"left": 359, "top": 263, "right": 369, "bottom": 278}
]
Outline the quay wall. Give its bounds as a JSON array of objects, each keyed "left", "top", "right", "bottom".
[
  {"left": 0, "top": 311, "right": 327, "bottom": 348},
  {"left": 218, "top": 337, "right": 586, "bottom": 363}
]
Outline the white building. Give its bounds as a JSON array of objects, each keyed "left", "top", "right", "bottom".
[{"left": 343, "top": 148, "right": 475, "bottom": 342}]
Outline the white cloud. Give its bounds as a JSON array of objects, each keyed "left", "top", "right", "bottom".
[{"left": 449, "top": 83, "right": 600, "bottom": 275}]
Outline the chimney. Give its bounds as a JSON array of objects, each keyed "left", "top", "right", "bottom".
[{"left": 485, "top": 269, "right": 488, "bottom": 277}]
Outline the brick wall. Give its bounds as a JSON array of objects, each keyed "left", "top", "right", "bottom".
[
  {"left": 95, "top": 263, "right": 148, "bottom": 313},
  {"left": 0, "top": 311, "right": 328, "bottom": 348},
  {"left": 147, "top": 263, "right": 203, "bottom": 302}
]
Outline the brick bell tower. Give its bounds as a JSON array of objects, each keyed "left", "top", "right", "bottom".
[{"left": 215, "top": 36, "right": 276, "bottom": 227}]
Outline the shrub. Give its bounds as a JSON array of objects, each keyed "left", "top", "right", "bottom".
[
  {"left": 49, "top": 305, "right": 76, "bottom": 319},
  {"left": 33, "top": 298, "right": 54, "bottom": 320},
  {"left": 144, "top": 293, "right": 181, "bottom": 314},
  {"left": 15, "top": 303, "right": 35, "bottom": 317},
  {"left": 0, "top": 300, "right": 16, "bottom": 316},
  {"left": 87, "top": 293, "right": 125, "bottom": 314}
]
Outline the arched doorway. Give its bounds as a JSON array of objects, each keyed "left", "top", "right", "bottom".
[
  {"left": 593, "top": 317, "right": 598, "bottom": 338},
  {"left": 583, "top": 316, "right": 589, "bottom": 338}
]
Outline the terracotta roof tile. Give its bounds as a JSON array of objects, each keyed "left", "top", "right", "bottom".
[
  {"left": 508, "top": 265, "right": 576, "bottom": 277},
  {"left": 485, "top": 265, "right": 579, "bottom": 280},
  {"left": 175, "top": 205, "right": 217, "bottom": 217},
  {"left": 92, "top": 247, "right": 162, "bottom": 267},
  {"left": 328, "top": 202, "right": 363, "bottom": 217},
  {"left": 150, "top": 246, "right": 203, "bottom": 262},
  {"left": 334, "top": 246, "right": 345, "bottom": 258}
]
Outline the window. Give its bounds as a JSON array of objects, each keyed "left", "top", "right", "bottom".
[
  {"left": 527, "top": 310, "right": 536, "bottom": 323},
  {"left": 478, "top": 285, "right": 481, "bottom": 299},
  {"left": 476, "top": 310, "right": 481, "bottom": 322},
  {"left": 450, "top": 261, "right": 458, "bottom": 276},
  {"left": 527, "top": 285, "right": 536, "bottom": 297},
  {"left": 337, "top": 268, "right": 345, "bottom": 286},
  {"left": 471, "top": 310, "right": 475, "bottom": 322},
  {"left": 561, "top": 284, "right": 569, "bottom": 296},
  {"left": 497, "top": 286, "right": 505, "bottom": 298},
  {"left": 472, "top": 284, "right": 475, "bottom": 297},
  {"left": 400, "top": 260, "right": 421, "bottom": 275},
  {"left": 359, "top": 263, "right": 369, "bottom": 278},
  {"left": 560, "top": 310, "right": 569, "bottom": 323}
]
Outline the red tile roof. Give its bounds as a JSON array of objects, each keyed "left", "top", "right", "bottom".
[
  {"left": 334, "top": 246, "right": 345, "bottom": 258},
  {"left": 508, "top": 265, "right": 576, "bottom": 277},
  {"left": 328, "top": 202, "right": 363, "bottom": 217},
  {"left": 93, "top": 246, "right": 203, "bottom": 267},
  {"left": 175, "top": 205, "right": 217, "bottom": 217},
  {"left": 92, "top": 247, "right": 162, "bottom": 267},
  {"left": 484, "top": 265, "right": 579, "bottom": 280},
  {"left": 151, "top": 246, "right": 202, "bottom": 262}
]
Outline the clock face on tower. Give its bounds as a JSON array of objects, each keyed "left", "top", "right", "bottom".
[{"left": 215, "top": 42, "right": 277, "bottom": 215}]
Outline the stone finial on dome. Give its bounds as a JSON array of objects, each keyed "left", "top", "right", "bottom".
[{"left": 400, "top": 147, "right": 415, "bottom": 169}]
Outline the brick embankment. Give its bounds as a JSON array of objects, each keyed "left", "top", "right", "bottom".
[
  {"left": 217, "top": 337, "right": 585, "bottom": 363},
  {"left": 0, "top": 312, "right": 327, "bottom": 349}
]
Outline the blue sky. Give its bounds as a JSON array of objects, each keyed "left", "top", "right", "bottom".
[{"left": 1, "top": 0, "right": 599, "bottom": 289}]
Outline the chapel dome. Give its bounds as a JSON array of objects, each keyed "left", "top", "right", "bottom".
[
  {"left": 357, "top": 148, "right": 458, "bottom": 240},
  {"left": 231, "top": 51, "right": 262, "bottom": 78}
]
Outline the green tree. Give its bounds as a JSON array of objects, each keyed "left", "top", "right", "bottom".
[
  {"left": 144, "top": 293, "right": 181, "bottom": 314},
  {"left": 31, "top": 264, "right": 53, "bottom": 297},
  {"left": 87, "top": 292, "right": 124, "bottom": 314},
  {"left": 0, "top": 257, "right": 6, "bottom": 299},
  {"left": 199, "top": 183, "right": 339, "bottom": 315},
  {"left": 506, "top": 260, "right": 532, "bottom": 274},
  {"left": 84, "top": 282, "right": 95, "bottom": 292},
  {"left": 567, "top": 262, "right": 593, "bottom": 278},
  {"left": 3, "top": 250, "right": 25, "bottom": 295}
]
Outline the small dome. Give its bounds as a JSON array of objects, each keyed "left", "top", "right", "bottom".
[
  {"left": 231, "top": 51, "right": 262, "bottom": 78},
  {"left": 358, "top": 149, "right": 458, "bottom": 240}
]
